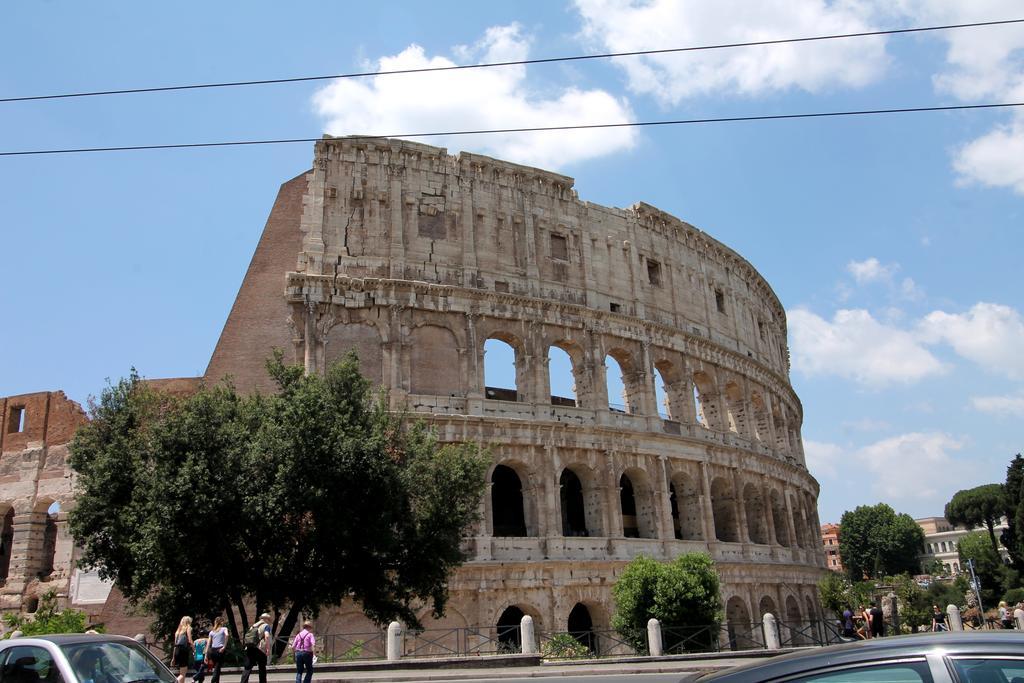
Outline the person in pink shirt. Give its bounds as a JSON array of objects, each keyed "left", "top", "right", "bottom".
[{"left": 291, "top": 620, "right": 316, "bottom": 683}]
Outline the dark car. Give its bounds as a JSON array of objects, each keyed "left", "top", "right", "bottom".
[
  {"left": 0, "top": 634, "right": 176, "bottom": 683},
  {"left": 683, "top": 631, "right": 1024, "bottom": 683}
]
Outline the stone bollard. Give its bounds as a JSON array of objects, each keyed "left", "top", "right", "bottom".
[
  {"left": 1015, "top": 608, "right": 1024, "bottom": 630},
  {"left": 133, "top": 634, "right": 146, "bottom": 645},
  {"left": 10, "top": 631, "right": 22, "bottom": 639},
  {"left": 947, "top": 605, "right": 963, "bottom": 631},
  {"left": 386, "top": 621, "right": 403, "bottom": 661},
  {"left": 763, "top": 613, "right": 781, "bottom": 650},
  {"left": 520, "top": 615, "right": 538, "bottom": 655},
  {"left": 647, "top": 618, "right": 663, "bottom": 657}
]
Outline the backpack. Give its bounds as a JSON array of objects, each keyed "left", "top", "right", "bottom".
[{"left": 245, "top": 622, "right": 265, "bottom": 648}]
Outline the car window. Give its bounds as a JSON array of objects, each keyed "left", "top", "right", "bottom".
[
  {"left": 949, "top": 657, "right": 1024, "bottom": 683},
  {"left": 59, "top": 642, "right": 174, "bottom": 683},
  {"left": 0, "top": 646, "right": 65, "bottom": 683},
  {"left": 782, "top": 660, "right": 934, "bottom": 683}
]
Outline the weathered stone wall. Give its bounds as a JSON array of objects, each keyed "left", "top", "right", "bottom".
[{"left": 221, "top": 136, "right": 826, "bottom": 638}]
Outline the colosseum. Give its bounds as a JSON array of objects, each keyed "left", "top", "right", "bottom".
[{"left": 1, "top": 135, "right": 824, "bottom": 648}]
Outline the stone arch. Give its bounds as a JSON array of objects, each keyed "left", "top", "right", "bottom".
[
  {"left": 790, "top": 494, "right": 807, "bottom": 548},
  {"left": 769, "top": 489, "right": 790, "bottom": 547},
  {"left": 409, "top": 324, "right": 461, "bottom": 395},
  {"left": 723, "top": 381, "right": 747, "bottom": 435},
  {"left": 725, "top": 595, "right": 754, "bottom": 650},
  {"left": 604, "top": 348, "right": 635, "bottom": 414},
  {"left": 496, "top": 605, "right": 526, "bottom": 652},
  {"left": 773, "top": 401, "right": 791, "bottom": 453},
  {"left": 33, "top": 499, "right": 59, "bottom": 578},
  {"left": 0, "top": 504, "right": 13, "bottom": 582},
  {"left": 785, "top": 595, "right": 805, "bottom": 645},
  {"left": 619, "top": 468, "right": 656, "bottom": 539},
  {"left": 710, "top": 477, "right": 739, "bottom": 543},
  {"left": 567, "top": 603, "right": 597, "bottom": 653},
  {"left": 759, "top": 595, "right": 777, "bottom": 619},
  {"left": 490, "top": 463, "right": 532, "bottom": 537},
  {"left": 324, "top": 320, "right": 384, "bottom": 385},
  {"left": 669, "top": 471, "right": 703, "bottom": 541},
  {"left": 743, "top": 483, "right": 769, "bottom": 545},
  {"left": 483, "top": 334, "right": 522, "bottom": 401},
  {"left": 751, "top": 391, "right": 770, "bottom": 442},
  {"left": 692, "top": 371, "right": 719, "bottom": 428},
  {"left": 559, "top": 465, "right": 603, "bottom": 537},
  {"left": 652, "top": 366, "right": 670, "bottom": 419},
  {"left": 804, "top": 594, "right": 817, "bottom": 626},
  {"left": 547, "top": 341, "right": 581, "bottom": 407}
]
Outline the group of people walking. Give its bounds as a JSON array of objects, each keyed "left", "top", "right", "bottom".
[
  {"left": 839, "top": 602, "right": 889, "bottom": 640},
  {"left": 170, "top": 614, "right": 317, "bottom": 683}
]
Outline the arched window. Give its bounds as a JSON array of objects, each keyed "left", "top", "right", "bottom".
[
  {"left": 759, "top": 596, "right": 777, "bottom": 620},
  {"left": 751, "top": 392, "right": 770, "bottom": 442},
  {"left": 605, "top": 355, "right": 628, "bottom": 413},
  {"left": 491, "top": 465, "right": 527, "bottom": 537},
  {"left": 723, "top": 382, "right": 747, "bottom": 435},
  {"left": 567, "top": 603, "right": 596, "bottom": 654},
  {"left": 791, "top": 496, "right": 807, "bottom": 549},
  {"left": 496, "top": 606, "right": 525, "bottom": 651},
  {"left": 484, "top": 338, "right": 518, "bottom": 402},
  {"left": 692, "top": 371, "right": 717, "bottom": 428},
  {"left": 785, "top": 596, "right": 804, "bottom": 645},
  {"left": 693, "top": 385, "right": 705, "bottom": 426},
  {"left": 410, "top": 325, "right": 460, "bottom": 395},
  {"left": 711, "top": 478, "right": 739, "bottom": 543},
  {"left": 770, "top": 489, "right": 790, "bottom": 547},
  {"left": 743, "top": 484, "right": 769, "bottom": 545},
  {"left": 619, "top": 474, "right": 638, "bottom": 538},
  {"left": 548, "top": 345, "right": 577, "bottom": 407},
  {"left": 726, "top": 596, "right": 754, "bottom": 650},
  {"left": 560, "top": 469, "right": 588, "bottom": 537},
  {"left": 39, "top": 502, "right": 59, "bottom": 577},
  {"left": 0, "top": 508, "right": 13, "bottom": 582},
  {"left": 653, "top": 367, "right": 670, "bottom": 419}
]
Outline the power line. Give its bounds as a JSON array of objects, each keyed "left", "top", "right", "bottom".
[
  {"left": 2, "top": 101, "right": 1021, "bottom": 157},
  {"left": 3, "top": 18, "right": 1022, "bottom": 104}
]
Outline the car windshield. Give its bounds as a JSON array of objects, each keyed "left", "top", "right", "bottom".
[{"left": 59, "top": 641, "right": 175, "bottom": 683}]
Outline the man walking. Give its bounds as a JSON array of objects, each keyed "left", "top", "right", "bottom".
[
  {"left": 239, "top": 613, "right": 273, "bottom": 683},
  {"left": 869, "top": 601, "right": 886, "bottom": 638}
]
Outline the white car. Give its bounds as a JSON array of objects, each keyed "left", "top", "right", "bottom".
[{"left": 0, "top": 634, "right": 176, "bottom": 683}]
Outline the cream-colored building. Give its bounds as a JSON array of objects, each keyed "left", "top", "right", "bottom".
[{"left": 917, "top": 516, "right": 1009, "bottom": 575}]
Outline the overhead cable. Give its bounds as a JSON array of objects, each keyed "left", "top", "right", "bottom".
[
  {"left": 2, "top": 101, "right": 1021, "bottom": 157},
  {"left": 2, "top": 18, "right": 1023, "bottom": 104}
]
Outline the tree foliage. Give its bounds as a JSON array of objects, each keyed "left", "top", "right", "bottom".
[
  {"left": 817, "top": 572, "right": 851, "bottom": 618},
  {"left": 946, "top": 484, "right": 1006, "bottom": 556},
  {"left": 838, "top": 503, "right": 924, "bottom": 580},
  {"left": 957, "top": 531, "right": 1017, "bottom": 608},
  {"left": 1001, "top": 455, "right": 1024, "bottom": 573},
  {"left": 68, "top": 352, "right": 489, "bottom": 648},
  {"left": 611, "top": 553, "right": 721, "bottom": 654}
]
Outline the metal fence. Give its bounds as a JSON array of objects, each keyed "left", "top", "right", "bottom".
[{"left": 537, "top": 628, "right": 637, "bottom": 658}]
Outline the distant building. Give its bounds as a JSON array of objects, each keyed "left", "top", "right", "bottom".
[
  {"left": 821, "top": 523, "right": 843, "bottom": 573},
  {"left": 916, "top": 516, "right": 1010, "bottom": 575}
]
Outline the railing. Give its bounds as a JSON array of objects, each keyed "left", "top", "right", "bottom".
[
  {"left": 537, "top": 629, "right": 637, "bottom": 658},
  {"left": 401, "top": 626, "right": 513, "bottom": 658},
  {"left": 317, "top": 630, "right": 387, "bottom": 661}
]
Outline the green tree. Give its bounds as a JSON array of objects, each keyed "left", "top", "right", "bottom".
[
  {"left": 68, "top": 352, "right": 489, "bottom": 650},
  {"left": 957, "top": 531, "right": 1012, "bottom": 608},
  {"left": 946, "top": 484, "right": 1006, "bottom": 557},
  {"left": 817, "top": 571, "right": 852, "bottom": 618},
  {"left": 1001, "top": 454, "right": 1024, "bottom": 573},
  {"left": 611, "top": 553, "right": 721, "bottom": 654},
  {"left": 838, "top": 504, "right": 925, "bottom": 580}
]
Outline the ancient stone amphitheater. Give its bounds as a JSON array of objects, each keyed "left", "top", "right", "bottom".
[{"left": 1, "top": 135, "right": 825, "bottom": 647}]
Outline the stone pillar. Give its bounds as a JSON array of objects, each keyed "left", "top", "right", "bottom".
[
  {"left": 389, "top": 178, "right": 405, "bottom": 278},
  {"left": 763, "top": 613, "right": 780, "bottom": 650},
  {"left": 386, "top": 622, "right": 403, "bottom": 661},
  {"left": 784, "top": 493, "right": 800, "bottom": 551},
  {"left": 1014, "top": 608, "right": 1024, "bottom": 630},
  {"left": 647, "top": 619, "right": 663, "bottom": 656},
  {"left": 699, "top": 462, "right": 717, "bottom": 542},
  {"left": 732, "top": 470, "right": 749, "bottom": 544},
  {"left": 654, "top": 456, "right": 675, "bottom": 542},
  {"left": 762, "top": 480, "right": 778, "bottom": 546},
  {"left": 520, "top": 615, "right": 537, "bottom": 655},
  {"left": 947, "top": 605, "right": 963, "bottom": 631}
]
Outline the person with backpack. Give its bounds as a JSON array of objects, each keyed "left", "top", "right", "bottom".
[
  {"left": 172, "top": 616, "right": 194, "bottom": 683},
  {"left": 239, "top": 612, "right": 273, "bottom": 683},
  {"left": 191, "top": 629, "right": 209, "bottom": 683},
  {"left": 291, "top": 620, "right": 316, "bottom": 683}
]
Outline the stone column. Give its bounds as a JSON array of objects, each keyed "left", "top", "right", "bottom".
[
  {"left": 654, "top": 456, "right": 675, "bottom": 542},
  {"left": 784, "top": 492, "right": 800, "bottom": 551},
  {"left": 699, "top": 462, "right": 717, "bottom": 542},
  {"left": 732, "top": 469, "right": 750, "bottom": 544},
  {"left": 389, "top": 178, "right": 405, "bottom": 278},
  {"left": 762, "top": 479, "right": 778, "bottom": 546}
]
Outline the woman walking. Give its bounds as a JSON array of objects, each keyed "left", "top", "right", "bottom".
[
  {"left": 205, "top": 616, "right": 230, "bottom": 683},
  {"left": 291, "top": 620, "right": 316, "bottom": 683},
  {"left": 191, "top": 629, "right": 209, "bottom": 683},
  {"left": 172, "top": 617, "right": 194, "bottom": 683}
]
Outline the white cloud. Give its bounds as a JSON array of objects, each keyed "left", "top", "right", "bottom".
[
  {"left": 918, "top": 303, "right": 1024, "bottom": 379},
  {"left": 788, "top": 308, "right": 947, "bottom": 386},
  {"left": 899, "top": 277, "right": 924, "bottom": 302},
  {"left": 877, "top": 2, "right": 1024, "bottom": 193},
  {"left": 804, "top": 439, "right": 843, "bottom": 479},
  {"left": 971, "top": 392, "right": 1024, "bottom": 417},
  {"left": 857, "top": 432, "right": 968, "bottom": 502},
  {"left": 312, "top": 24, "right": 637, "bottom": 169},
  {"left": 573, "top": 0, "right": 889, "bottom": 104},
  {"left": 847, "top": 257, "right": 895, "bottom": 285}
]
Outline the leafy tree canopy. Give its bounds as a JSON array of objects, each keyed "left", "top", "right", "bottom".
[
  {"left": 1001, "top": 455, "right": 1024, "bottom": 573},
  {"left": 68, "top": 352, "right": 489, "bottom": 649},
  {"left": 611, "top": 553, "right": 721, "bottom": 654},
  {"left": 957, "top": 531, "right": 1018, "bottom": 608},
  {"left": 838, "top": 503, "right": 924, "bottom": 580},
  {"left": 2, "top": 590, "right": 95, "bottom": 638},
  {"left": 946, "top": 484, "right": 1005, "bottom": 556}
]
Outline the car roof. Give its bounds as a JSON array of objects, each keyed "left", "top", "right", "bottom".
[
  {"left": 692, "top": 632, "right": 1024, "bottom": 681},
  {"left": 2, "top": 634, "right": 140, "bottom": 646}
]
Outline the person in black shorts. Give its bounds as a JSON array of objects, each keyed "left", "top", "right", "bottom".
[{"left": 869, "top": 601, "right": 885, "bottom": 638}]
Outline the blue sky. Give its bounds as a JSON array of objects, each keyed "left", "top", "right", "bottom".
[{"left": 2, "top": 1, "right": 1022, "bottom": 524}]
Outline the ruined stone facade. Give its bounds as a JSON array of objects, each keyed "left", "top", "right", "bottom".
[{"left": 206, "top": 136, "right": 826, "bottom": 638}]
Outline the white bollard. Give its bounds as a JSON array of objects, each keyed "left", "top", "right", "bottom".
[
  {"left": 947, "top": 605, "right": 963, "bottom": 631},
  {"left": 1014, "top": 608, "right": 1024, "bottom": 630},
  {"left": 763, "top": 613, "right": 781, "bottom": 650},
  {"left": 386, "top": 621, "right": 403, "bottom": 661},
  {"left": 647, "top": 618, "right": 663, "bottom": 657},
  {"left": 10, "top": 631, "right": 22, "bottom": 639},
  {"left": 520, "top": 615, "right": 538, "bottom": 655}
]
